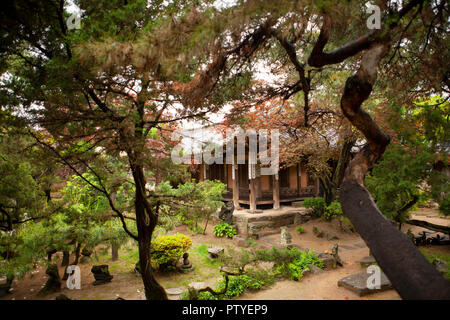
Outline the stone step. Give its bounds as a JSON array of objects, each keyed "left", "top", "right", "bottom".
[
  {"left": 166, "top": 287, "right": 183, "bottom": 300},
  {"left": 359, "top": 256, "right": 377, "bottom": 267},
  {"left": 337, "top": 271, "right": 393, "bottom": 296}
]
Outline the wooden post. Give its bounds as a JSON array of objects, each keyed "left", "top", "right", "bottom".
[
  {"left": 249, "top": 179, "right": 256, "bottom": 211},
  {"left": 273, "top": 173, "right": 280, "bottom": 210},
  {"left": 297, "top": 163, "right": 302, "bottom": 196},
  {"left": 232, "top": 164, "right": 241, "bottom": 209},
  {"left": 255, "top": 166, "right": 262, "bottom": 200},
  {"left": 249, "top": 164, "right": 256, "bottom": 212}
]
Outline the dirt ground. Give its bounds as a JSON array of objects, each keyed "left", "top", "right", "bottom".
[{"left": 1, "top": 207, "right": 448, "bottom": 300}]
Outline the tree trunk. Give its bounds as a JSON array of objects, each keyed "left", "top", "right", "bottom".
[
  {"left": 320, "top": 137, "right": 355, "bottom": 205},
  {"left": 132, "top": 164, "right": 167, "bottom": 300},
  {"left": 47, "top": 249, "right": 57, "bottom": 262},
  {"left": 61, "top": 250, "right": 69, "bottom": 267},
  {"left": 319, "top": 177, "right": 335, "bottom": 205},
  {"left": 406, "top": 219, "right": 450, "bottom": 235},
  {"left": 340, "top": 182, "right": 450, "bottom": 299},
  {"left": 332, "top": 137, "right": 355, "bottom": 190},
  {"left": 111, "top": 243, "right": 119, "bottom": 261},
  {"left": 336, "top": 46, "right": 450, "bottom": 299},
  {"left": 44, "top": 189, "right": 51, "bottom": 203},
  {"left": 72, "top": 242, "right": 81, "bottom": 265},
  {"left": 307, "top": 10, "right": 450, "bottom": 298},
  {"left": 203, "top": 215, "right": 210, "bottom": 235}
]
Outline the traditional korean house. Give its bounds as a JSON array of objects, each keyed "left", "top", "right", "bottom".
[
  {"left": 195, "top": 133, "right": 320, "bottom": 211},
  {"left": 198, "top": 162, "right": 319, "bottom": 211}
]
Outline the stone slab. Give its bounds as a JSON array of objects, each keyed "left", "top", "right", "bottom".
[
  {"left": 337, "top": 271, "right": 393, "bottom": 296},
  {"left": 207, "top": 247, "right": 224, "bottom": 258},
  {"left": 188, "top": 282, "right": 206, "bottom": 291},
  {"left": 359, "top": 256, "right": 377, "bottom": 267},
  {"left": 166, "top": 288, "right": 183, "bottom": 295}
]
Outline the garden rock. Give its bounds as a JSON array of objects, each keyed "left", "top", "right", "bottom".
[
  {"left": 360, "top": 256, "right": 377, "bottom": 267},
  {"left": 188, "top": 281, "right": 206, "bottom": 291},
  {"left": 0, "top": 278, "right": 13, "bottom": 298},
  {"left": 80, "top": 247, "right": 92, "bottom": 264},
  {"left": 294, "top": 211, "right": 311, "bottom": 224},
  {"left": 55, "top": 293, "right": 71, "bottom": 300},
  {"left": 39, "top": 263, "right": 61, "bottom": 295},
  {"left": 326, "top": 233, "right": 339, "bottom": 241},
  {"left": 91, "top": 265, "right": 113, "bottom": 286},
  {"left": 337, "top": 271, "right": 392, "bottom": 296},
  {"left": 207, "top": 247, "right": 224, "bottom": 259},
  {"left": 318, "top": 253, "right": 337, "bottom": 269},
  {"left": 432, "top": 258, "right": 447, "bottom": 275},
  {"left": 312, "top": 226, "right": 324, "bottom": 238},
  {"left": 218, "top": 201, "right": 234, "bottom": 225},
  {"left": 308, "top": 265, "right": 323, "bottom": 274}
]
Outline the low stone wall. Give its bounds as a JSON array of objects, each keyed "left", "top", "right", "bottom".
[{"left": 233, "top": 207, "right": 313, "bottom": 239}]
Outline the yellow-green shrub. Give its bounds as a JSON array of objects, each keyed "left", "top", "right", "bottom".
[{"left": 150, "top": 233, "right": 192, "bottom": 270}]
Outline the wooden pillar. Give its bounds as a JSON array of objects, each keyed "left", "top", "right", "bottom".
[
  {"left": 249, "top": 164, "right": 256, "bottom": 212},
  {"left": 203, "top": 164, "right": 209, "bottom": 180},
  {"left": 255, "top": 166, "right": 262, "bottom": 199},
  {"left": 297, "top": 163, "right": 302, "bottom": 196},
  {"left": 232, "top": 164, "right": 240, "bottom": 209},
  {"left": 273, "top": 173, "right": 280, "bottom": 210}
]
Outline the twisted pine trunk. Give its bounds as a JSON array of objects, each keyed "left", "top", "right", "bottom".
[
  {"left": 308, "top": 4, "right": 450, "bottom": 299},
  {"left": 132, "top": 164, "right": 167, "bottom": 300}
]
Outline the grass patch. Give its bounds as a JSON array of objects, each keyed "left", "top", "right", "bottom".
[
  {"left": 420, "top": 248, "right": 450, "bottom": 280},
  {"left": 192, "top": 244, "right": 220, "bottom": 267}
]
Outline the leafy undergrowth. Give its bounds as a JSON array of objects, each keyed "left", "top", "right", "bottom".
[{"left": 182, "top": 247, "right": 324, "bottom": 300}]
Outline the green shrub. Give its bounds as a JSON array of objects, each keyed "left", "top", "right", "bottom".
[
  {"left": 439, "top": 196, "right": 450, "bottom": 216},
  {"left": 295, "top": 225, "right": 305, "bottom": 234},
  {"left": 256, "top": 247, "right": 323, "bottom": 281},
  {"left": 197, "top": 291, "right": 219, "bottom": 300},
  {"left": 244, "top": 268, "right": 276, "bottom": 287},
  {"left": 150, "top": 233, "right": 192, "bottom": 270},
  {"left": 304, "top": 197, "right": 344, "bottom": 221},
  {"left": 303, "top": 197, "right": 326, "bottom": 217},
  {"left": 215, "top": 274, "right": 267, "bottom": 299},
  {"left": 181, "top": 219, "right": 202, "bottom": 233},
  {"left": 213, "top": 222, "right": 237, "bottom": 238},
  {"left": 192, "top": 268, "right": 275, "bottom": 300},
  {"left": 324, "top": 200, "right": 343, "bottom": 221}
]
